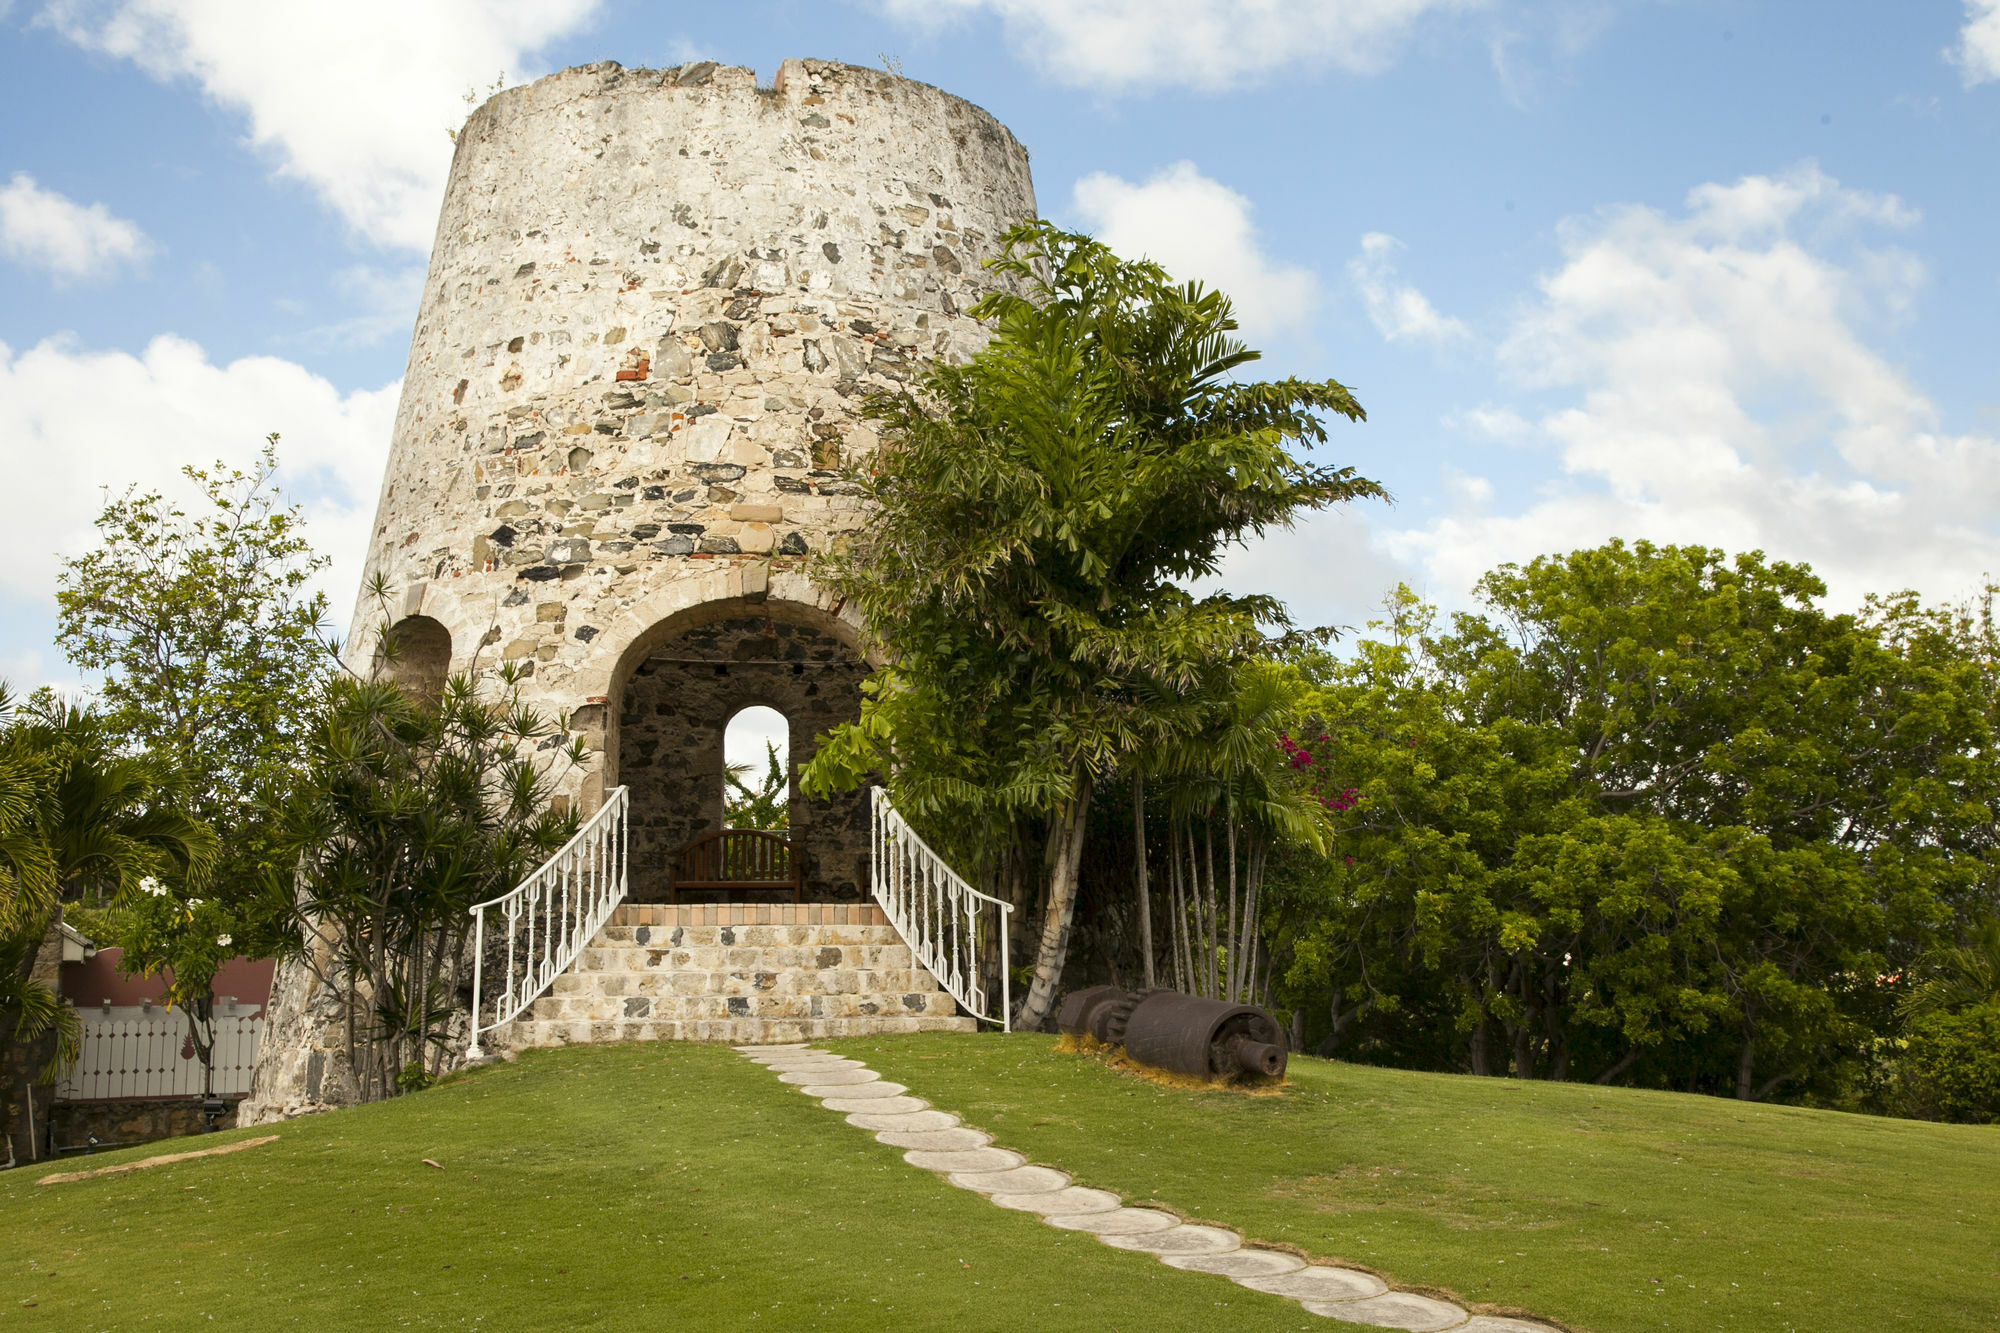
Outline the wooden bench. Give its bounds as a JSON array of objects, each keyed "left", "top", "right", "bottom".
[{"left": 669, "top": 829, "right": 802, "bottom": 903}]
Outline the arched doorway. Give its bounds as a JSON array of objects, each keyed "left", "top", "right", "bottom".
[{"left": 614, "top": 605, "right": 871, "bottom": 903}]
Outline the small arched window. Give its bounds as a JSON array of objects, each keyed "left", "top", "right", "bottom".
[
  {"left": 722, "top": 705, "right": 790, "bottom": 830},
  {"left": 380, "top": 615, "right": 452, "bottom": 701}
]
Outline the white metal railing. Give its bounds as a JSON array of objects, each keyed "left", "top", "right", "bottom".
[
  {"left": 56, "top": 1013, "right": 263, "bottom": 1100},
  {"left": 467, "top": 785, "right": 629, "bottom": 1057},
  {"left": 870, "top": 786, "right": 1013, "bottom": 1031}
]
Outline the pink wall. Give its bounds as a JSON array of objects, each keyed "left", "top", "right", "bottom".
[{"left": 60, "top": 949, "right": 276, "bottom": 1015}]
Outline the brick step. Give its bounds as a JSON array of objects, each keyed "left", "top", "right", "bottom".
[
  {"left": 548, "top": 968, "right": 940, "bottom": 998},
  {"left": 507, "top": 1014, "right": 976, "bottom": 1048},
  {"left": 611, "top": 904, "right": 890, "bottom": 929},
  {"left": 530, "top": 990, "right": 959, "bottom": 1023}
]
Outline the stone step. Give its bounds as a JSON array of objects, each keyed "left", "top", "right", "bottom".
[
  {"left": 611, "top": 903, "right": 890, "bottom": 929},
  {"left": 576, "top": 944, "right": 918, "bottom": 973},
  {"left": 596, "top": 923, "right": 901, "bottom": 948},
  {"left": 548, "top": 968, "right": 941, "bottom": 998},
  {"left": 507, "top": 1013, "right": 976, "bottom": 1048},
  {"left": 529, "top": 990, "right": 960, "bottom": 1023}
]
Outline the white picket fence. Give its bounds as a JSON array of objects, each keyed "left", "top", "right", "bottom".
[{"left": 56, "top": 1013, "right": 264, "bottom": 1101}]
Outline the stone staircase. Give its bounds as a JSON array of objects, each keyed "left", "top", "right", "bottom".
[{"left": 502, "top": 902, "right": 976, "bottom": 1048}]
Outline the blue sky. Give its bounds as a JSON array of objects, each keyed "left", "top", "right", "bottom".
[{"left": 3, "top": 0, "right": 1998, "bottom": 695}]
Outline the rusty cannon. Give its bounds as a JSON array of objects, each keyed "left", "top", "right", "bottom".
[{"left": 1057, "top": 985, "right": 1288, "bottom": 1082}]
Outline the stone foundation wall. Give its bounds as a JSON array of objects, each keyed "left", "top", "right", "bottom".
[
  {"left": 620, "top": 613, "right": 870, "bottom": 900},
  {"left": 50, "top": 1096, "right": 242, "bottom": 1152}
]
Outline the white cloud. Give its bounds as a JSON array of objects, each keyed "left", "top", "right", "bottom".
[
  {"left": 1072, "top": 161, "right": 1318, "bottom": 343},
  {"left": 0, "top": 333, "right": 397, "bottom": 650},
  {"left": 36, "top": 0, "right": 604, "bottom": 249},
  {"left": 1349, "top": 232, "right": 1470, "bottom": 346},
  {"left": 1387, "top": 164, "right": 2000, "bottom": 608},
  {"left": 1953, "top": 0, "right": 2000, "bottom": 84},
  {"left": 287, "top": 264, "right": 426, "bottom": 349},
  {"left": 0, "top": 172, "right": 153, "bottom": 281},
  {"left": 873, "top": 0, "right": 1478, "bottom": 92}
]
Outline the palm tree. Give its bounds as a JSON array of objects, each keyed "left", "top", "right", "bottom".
[
  {"left": 4, "top": 697, "right": 216, "bottom": 904},
  {"left": 1900, "top": 915, "right": 2000, "bottom": 1020},
  {"left": 805, "top": 223, "right": 1381, "bottom": 1028}
]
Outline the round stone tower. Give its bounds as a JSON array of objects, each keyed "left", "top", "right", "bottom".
[{"left": 357, "top": 58, "right": 1038, "bottom": 901}]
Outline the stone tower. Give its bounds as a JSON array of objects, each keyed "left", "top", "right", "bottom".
[{"left": 356, "top": 58, "right": 1038, "bottom": 901}]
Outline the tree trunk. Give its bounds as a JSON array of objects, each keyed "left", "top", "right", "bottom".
[
  {"left": 1133, "top": 776, "right": 1154, "bottom": 989},
  {"left": 1593, "top": 1047, "right": 1643, "bottom": 1085},
  {"left": 1735, "top": 1024, "right": 1757, "bottom": 1101},
  {"left": 1201, "top": 818, "right": 1219, "bottom": 1000},
  {"left": 1013, "top": 773, "right": 1095, "bottom": 1030},
  {"left": 1224, "top": 804, "right": 1239, "bottom": 1003}
]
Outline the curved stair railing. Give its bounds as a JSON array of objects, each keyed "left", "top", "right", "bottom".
[
  {"left": 870, "top": 786, "right": 1014, "bottom": 1031},
  {"left": 466, "top": 785, "right": 629, "bottom": 1058}
]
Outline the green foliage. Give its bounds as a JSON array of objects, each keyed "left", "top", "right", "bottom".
[
  {"left": 0, "top": 692, "right": 216, "bottom": 1095},
  {"left": 0, "top": 695, "right": 217, "bottom": 907},
  {"left": 274, "top": 666, "right": 583, "bottom": 1100},
  {"left": 1275, "top": 545, "right": 2000, "bottom": 1104},
  {"left": 1895, "top": 1005, "right": 2000, "bottom": 1123},
  {"left": 724, "top": 741, "right": 790, "bottom": 831},
  {"left": 803, "top": 222, "right": 1379, "bottom": 1025},
  {"left": 55, "top": 436, "right": 332, "bottom": 928}
]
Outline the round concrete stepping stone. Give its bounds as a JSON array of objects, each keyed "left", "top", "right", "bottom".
[
  {"left": 1163, "top": 1248, "right": 1307, "bottom": 1279},
  {"left": 1045, "top": 1207, "right": 1180, "bottom": 1235},
  {"left": 1240, "top": 1266, "right": 1388, "bottom": 1302},
  {"left": 988, "top": 1186, "right": 1122, "bottom": 1216},
  {"left": 734, "top": 1043, "right": 808, "bottom": 1052},
  {"left": 1457, "top": 1320, "right": 1561, "bottom": 1333},
  {"left": 948, "top": 1164, "right": 1070, "bottom": 1195},
  {"left": 759, "top": 1057, "right": 857, "bottom": 1071},
  {"left": 904, "top": 1146, "right": 1025, "bottom": 1174},
  {"left": 1101, "top": 1224, "right": 1241, "bottom": 1257},
  {"left": 1300, "top": 1293, "right": 1466, "bottom": 1331},
  {"left": 805, "top": 1079, "right": 908, "bottom": 1100},
  {"left": 873, "top": 1127, "right": 992, "bottom": 1151},
  {"left": 778, "top": 1067, "right": 878, "bottom": 1085},
  {"left": 821, "top": 1093, "right": 928, "bottom": 1114},
  {"left": 845, "top": 1109, "right": 960, "bottom": 1132}
]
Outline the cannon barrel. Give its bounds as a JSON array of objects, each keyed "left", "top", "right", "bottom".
[{"left": 1058, "top": 986, "right": 1288, "bottom": 1082}]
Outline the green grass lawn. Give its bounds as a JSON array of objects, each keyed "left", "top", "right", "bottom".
[
  {"left": 835, "top": 1033, "right": 2000, "bottom": 1333},
  {"left": 0, "top": 1042, "right": 1332, "bottom": 1332},
  {"left": 6, "top": 1037, "right": 1993, "bottom": 1332}
]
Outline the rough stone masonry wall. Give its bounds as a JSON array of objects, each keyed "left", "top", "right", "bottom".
[
  {"left": 246, "top": 58, "right": 1039, "bottom": 1123},
  {"left": 621, "top": 614, "right": 872, "bottom": 902},
  {"left": 350, "top": 56, "right": 1037, "bottom": 808}
]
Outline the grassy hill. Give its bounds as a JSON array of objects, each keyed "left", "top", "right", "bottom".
[
  {"left": 842, "top": 1034, "right": 2000, "bottom": 1332},
  {"left": 3, "top": 1035, "right": 1993, "bottom": 1332}
]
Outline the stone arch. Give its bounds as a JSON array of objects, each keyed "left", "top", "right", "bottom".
[
  {"left": 379, "top": 614, "right": 453, "bottom": 699},
  {"left": 605, "top": 585, "right": 875, "bottom": 903}
]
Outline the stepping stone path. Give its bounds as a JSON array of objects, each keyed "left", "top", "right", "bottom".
[{"left": 738, "top": 1045, "right": 1564, "bottom": 1332}]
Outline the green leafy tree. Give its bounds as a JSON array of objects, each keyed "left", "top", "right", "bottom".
[
  {"left": 56, "top": 437, "right": 332, "bottom": 926},
  {"left": 804, "top": 223, "right": 1380, "bottom": 1027},
  {"left": 1279, "top": 545, "right": 1999, "bottom": 1101},
  {"left": 275, "top": 667, "right": 583, "bottom": 1100},
  {"left": 91, "top": 879, "right": 244, "bottom": 1098}
]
